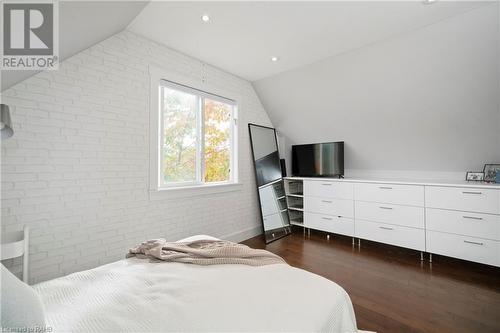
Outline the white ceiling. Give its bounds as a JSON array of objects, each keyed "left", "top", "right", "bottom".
[
  {"left": 128, "top": 1, "right": 491, "bottom": 82},
  {"left": 1, "top": 1, "right": 493, "bottom": 90},
  {"left": 1, "top": 1, "right": 148, "bottom": 91}
]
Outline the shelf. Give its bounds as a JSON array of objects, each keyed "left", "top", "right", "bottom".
[
  {"left": 277, "top": 196, "right": 286, "bottom": 200},
  {"left": 288, "top": 203, "right": 303, "bottom": 208},
  {"left": 280, "top": 208, "right": 288, "bottom": 212},
  {"left": 288, "top": 206, "right": 304, "bottom": 212},
  {"left": 290, "top": 220, "right": 304, "bottom": 226},
  {"left": 286, "top": 192, "right": 304, "bottom": 197}
]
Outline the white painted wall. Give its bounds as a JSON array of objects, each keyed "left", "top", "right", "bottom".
[
  {"left": 254, "top": 5, "right": 500, "bottom": 178},
  {"left": 498, "top": 2, "right": 500, "bottom": 160},
  {"left": 1, "top": 31, "right": 272, "bottom": 283}
]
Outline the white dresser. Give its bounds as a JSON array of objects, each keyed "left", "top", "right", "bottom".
[
  {"left": 284, "top": 177, "right": 500, "bottom": 267},
  {"left": 425, "top": 186, "right": 500, "bottom": 266},
  {"left": 303, "top": 181, "right": 355, "bottom": 238},
  {"left": 354, "top": 183, "right": 425, "bottom": 252}
]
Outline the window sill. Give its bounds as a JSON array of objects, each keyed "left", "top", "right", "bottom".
[{"left": 149, "top": 182, "right": 243, "bottom": 200}]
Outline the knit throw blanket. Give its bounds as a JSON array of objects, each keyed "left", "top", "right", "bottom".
[{"left": 126, "top": 239, "right": 287, "bottom": 266}]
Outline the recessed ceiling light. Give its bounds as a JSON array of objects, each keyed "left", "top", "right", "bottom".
[
  {"left": 271, "top": 56, "right": 279, "bottom": 62},
  {"left": 422, "top": 0, "right": 437, "bottom": 4},
  {"left": 201, "top": 14, "right": 210, "bottom": 22}
]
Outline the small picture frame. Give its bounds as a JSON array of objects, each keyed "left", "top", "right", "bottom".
[
  {"left": 483, "top": 164, "right": 500, "bottom": 182},
  {"left": 466, "top": 171, "right": 484, "bottom": 182}
]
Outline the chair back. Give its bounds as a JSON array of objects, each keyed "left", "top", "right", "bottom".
[{"left": 1, "top": 226, "right": 29, "bottom": 283}]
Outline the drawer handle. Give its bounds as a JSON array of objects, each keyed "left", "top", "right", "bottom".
[
  {"left": 322, "top": 200, "right": 332, "bottom": 203},
  {"left": 379, "top": 186, "right": 393, "bottom": 190},
  {"left": 379, "top": 226, "right": 394, "bottom": 230},
  {"left": 379, "top": 206, "right": 393, "bottom": 210},
  {"left": 321, "top": 183, "right": 332, "bottom": 186},
  {"left": 462, "top": 191, "right": 482, "bottom": 195},
  {"left": 463, "top": 240, "right": 484, "bottom": 246},
  {"left": 462, "top": 216, "right": 483, "bottom": 221},
  {"left": 322, "top": 217, "right": 333, "bottom": 221}
]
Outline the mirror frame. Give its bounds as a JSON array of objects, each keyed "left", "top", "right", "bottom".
[{"left": 248, "top": 123, "right": 291, "bottom": 244}]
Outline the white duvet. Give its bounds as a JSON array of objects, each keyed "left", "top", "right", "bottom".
[{"left": 34, "top": 236, "right": 358, "bottom": 332}]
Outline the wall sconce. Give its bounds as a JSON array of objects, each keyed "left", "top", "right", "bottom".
[{"left": 1, "top": 104, "right": 14, "bottom": 139}]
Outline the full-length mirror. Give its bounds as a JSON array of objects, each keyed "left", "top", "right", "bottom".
[{"left": 248, "top": 124, "right": 291, "bottom": 243}]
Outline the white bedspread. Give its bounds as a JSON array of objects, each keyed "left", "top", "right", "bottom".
[{"left": 34, "top": 236, "right": 358, "bottom": 332}]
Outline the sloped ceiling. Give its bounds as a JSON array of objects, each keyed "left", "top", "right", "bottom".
[
  {"left": 128, "top": 1, "right": 489, "bottom": 81},
  {"left": 252, "top": 4, "right": 500, "bottom": 173},
  {"left": 1, "top": 1, "right": 148, "bottom": 91}
]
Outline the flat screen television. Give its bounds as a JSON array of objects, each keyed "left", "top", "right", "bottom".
[{"left": 292, "top": 142, "right": 344, "bottom": 177}]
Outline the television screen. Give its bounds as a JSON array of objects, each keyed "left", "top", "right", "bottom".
[{"left": 292, "top": 142, "right": 344, "bottom": 177}]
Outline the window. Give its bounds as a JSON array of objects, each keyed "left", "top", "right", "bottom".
[{"left": 158, "top": 80, "right": 237, "bottom": 189}]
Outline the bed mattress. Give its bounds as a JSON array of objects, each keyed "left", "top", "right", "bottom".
[{"left": 34, "top": 236, "right": 358, "bottom": 332}]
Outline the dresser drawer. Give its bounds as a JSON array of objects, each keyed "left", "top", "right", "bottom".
[
  {"left": 426, "top": 208, "right": 500, "bottom": 241},
  {"left": 304, "top": 180, "right": 354, "bottom": 200},
  {"left": 426, "top": 231, "right": 500, "bottom": 267},
  {"left": 355, "top": 219, "right": 425, "bottom": 251},
  {"left": 355, "top": 201, "right": 424, "bottom": 229},
  {"left": 354, "top": 183, "right": 424, "bottom": 206},
  {"left": 305, "top": 212, "right": 354, "bottom": 237},
  {"left": 304, "top": 196, "right": 354, "bottom": 218},
  {"left": 425, "top": 186, "right": 499, "bottom": 214}
]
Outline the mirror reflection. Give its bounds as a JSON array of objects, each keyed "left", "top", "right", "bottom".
[{"left": 249, "top": 124, "right": 291, "bottom": 243}]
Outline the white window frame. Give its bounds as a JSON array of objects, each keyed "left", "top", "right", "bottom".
[{"left": 149, "top": 66, "right": 241, "bottom": 197}]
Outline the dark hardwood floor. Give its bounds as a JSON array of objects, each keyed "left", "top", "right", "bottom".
[{"left": 241, "top": 228, "right": 500, "bottom": 333}]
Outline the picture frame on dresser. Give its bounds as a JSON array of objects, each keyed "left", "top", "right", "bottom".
[
  {"left": 465, "top": 171, "right": 484, "bottom": 182},
  {"left": 483, "top": 164, "right": 500, "bottom": 182}
]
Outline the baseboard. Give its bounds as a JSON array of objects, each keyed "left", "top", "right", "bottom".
[{"left": 222, "top": 225, "right": 262, "bottom": 243}]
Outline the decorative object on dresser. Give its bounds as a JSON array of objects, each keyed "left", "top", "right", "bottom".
[
  {"left": 465, "top": 171, "right": 484, "bottom": 181},
  {"left": 280, "top": 158, "right": 287, "bottom": 177},
  {"left": 483, "top": 164, "right": 500, "bottom": 182},
  {"left": 285, "top": 176, "right": 500, "bottom": 267}
]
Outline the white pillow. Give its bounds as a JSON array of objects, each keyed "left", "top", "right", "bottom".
[
  {"left": 1, "top": 264, "right": 45, "bottom": 330},
  {"left": 177, "top": 235, "right": 220, "bottom": 242}
]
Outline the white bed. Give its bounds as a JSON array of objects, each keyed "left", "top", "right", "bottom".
[{"left": 33, "top": 236, "right": 358, "bottom": 332}]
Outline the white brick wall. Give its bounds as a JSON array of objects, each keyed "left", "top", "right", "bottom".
[{"left": 1, "top": 30, "right": 272, "bottom": 284}]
